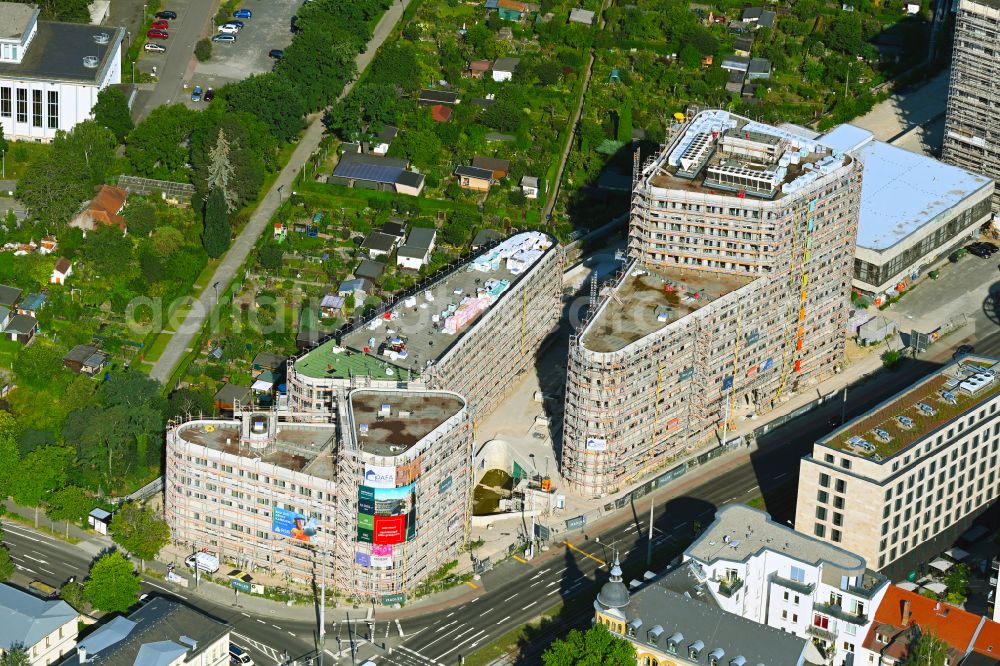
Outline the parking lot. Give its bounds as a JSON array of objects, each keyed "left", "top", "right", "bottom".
[{"left": 189, "top": 0, "right": 299, "bottom": 95}]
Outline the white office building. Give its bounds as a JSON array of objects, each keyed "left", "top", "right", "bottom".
[{"left": 0, "top": 3, "right": 124, "bottom": 142}]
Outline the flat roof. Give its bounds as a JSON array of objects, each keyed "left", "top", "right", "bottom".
[
  {"left": 350, "top": 390, "right": 464, "bottom": 456},
  {"left": 295, "top": 232, "right": 554, "bottom": 379},
  {"left": 821, "top": 356, "right": 1000, "bottom": 461},
  {"left": 581, "top": 264, "right": 753, "bottom": 353},
  {"left": 177, "top": 418, "right": 338, "bottom": 479},
  {"left": 851, "top": 140, "right": 993, "bottom": 251},
  {"left": 687, "top": 504, "right": 867, "bottom": 573},
  {"left": 0, "top": 3, "right": 37, "bottom": 41},
  {"left": 0, "top": 22, "right": 124, "bottom": 84}
]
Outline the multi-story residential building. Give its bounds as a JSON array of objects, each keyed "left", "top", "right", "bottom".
[
  {"left": 60, "top": 597, "right": 230, "bottom": 666},
  {"left": 683, "top": 505, "right": 889, "bottom": 666},
  {"left": 795, "top": 355, "right": 1000, "bottom": 577},
  {"left": 0, "top": 2, "right": 124, "bottom": 142},
  {"left": 165, "top": 388, "right": 472, "bottom": 602},
  {"left": 815, "top": 124, "right": 994, "bottom": 299},
  {"left": 287, "top": 231, "right": 561, "bottom": 419},
  {"left": 943, "top": 0, "right": 1000, "bottom": 211},
  {"left": 0, "top": 584, "right": 78, "bottom": 666},
  {"left": 562, "top": 110, "right": 862, "bottom": 496},
  {"left": 593, "top": 556, "right": 812, "bottom": 666}
]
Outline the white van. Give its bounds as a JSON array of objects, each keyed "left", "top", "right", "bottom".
[{"left": 229, "top": 645, "right": 254, "bottom": 666}]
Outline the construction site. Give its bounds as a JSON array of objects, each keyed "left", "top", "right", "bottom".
[
  {"left": 164, "top": 387, "right": 473, "bottom": 603},
  {"left": 286, "top": 232, "right": 563, "bottom": 421},
  {"left": 560, "top": 110, "right": 863, "bottom": 497}
]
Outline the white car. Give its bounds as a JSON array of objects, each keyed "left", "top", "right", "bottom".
[
  {"left": 143, "top": 42, "right": 166, "bottom": 53},
  {"left": 217, "top": 24, "right": 239, "bottom": 34}
]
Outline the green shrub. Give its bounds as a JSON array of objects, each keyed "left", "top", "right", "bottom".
[{"left": 194, "top": 39, "right": 212, "bottom": 62}]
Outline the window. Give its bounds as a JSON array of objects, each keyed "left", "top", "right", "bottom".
[
  {"left": 790, "top": 566, "right": 806, "bottom": 583},
  {"left": 817, "top": 490, "right": 829, "bottom": 503},
  {"left": 835, "top": 478, "right": 847, "bottom": 493},
  {"left": 819, "top": 473, "right": 830, "bottom": 488},
  {"left": 814, "top": 523, "right": 826, "bottom": 538},
  {"left": 16, "top": 88, "right": 27, "bottom": 122},
  {"left": 783, "top": 591, "right": 789, "bottom": 601},
  {"left": 816, "top": 506, "right": 827, "bottom": 520},
  {"left": 814, "top": 614, "right": 830, "bottom": 629},
  {"left": 0, "top": 87, "right": 9, "bottom": 117},
  {"left": 32, "top": 89, "right": 41, "bottom": 127},
  {"left": 829, "top": 592, "right": 843, "bottom": 607},
  {"left": 831, "top": 529, "right": 842, "bottom": 542}
]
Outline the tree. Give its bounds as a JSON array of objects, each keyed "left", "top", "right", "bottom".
[
  {"left": 126, "top": 104, "right": 198, "bottom": 180},
  {"left": 207, "top": 129, "right": 237, "bottom": 212},
  {"left": 904, "top": 631, "right": 950, "bottom": 666},
  {"left": 228, "top": 74, "right": 306, "bottom": 143},
  {"left": 85, "top": 551, "right": 141, "bottom": 613},
  {"left": 533, "top": 61, "right": 562, "bottom": 86},
  {"left": 93, "top": 87, "right": 134, "bottom": 142},
  {"left": 0, "top": 431, "right": 19, "bottom": 499},
  {"left": 165, "top": 387, "right": 215, "bottom": 422},
  {"left": 202, "top": 187, "right": 230, "bottom": 258},
  {"left": 13, "top": 342, "right": 64, "bottom": 387},
  {"left": 392, "top": 128, "right": 442, "bottom": 168},
  {"left": 542, "top": 625, "right": 635, "bottom": 666},
  {"left": 110, "top": 503, "right": 171, "bottom": 572},
  {"left": 46, "top": 486, "right": 93, "bottom": 537},
  {"left": 11, "top": 445, "right": 72, "bottom": 527},
  {"left": 826, "top": 14, "right": 864, "bottom": 54},
  {"left": 59, "top": 580, "right": 89, "bottom": 613},
  {"left": 944, "top": 563, "right": 970, "bottom": 602},
  {"left": 0, "top": 643, "right": 29, "bottom": 666},
  {"left": 84, "top": 224, "right": 134, "bottom": 278},
  {"left": 194, "top": 39, "right": 212, "bottom": 62},
  {"left": 125, "top": 199, "right": 158, "bottom": 237},
  {"left": 259, "top": 243, "right": 284, "bottom": 271},
  {"left": 0, "top": 125, "right": 7, "bottom": 156},
  {"left": 881, "top": 349, "right": 902, "bottom": 369},
  {"left": 0, "top": 547, "right": 14, "bottom": 583},
  {"left": 680, "top": 43, "right": 701, "bottom": 68}
]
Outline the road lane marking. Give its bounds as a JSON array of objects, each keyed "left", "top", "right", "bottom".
[
  {"left": 479, "top": 607, "right": 494, "bottom": 616},
  {"left": 774, "top": 472, "right": 788, "bottom": 479},
  {"left": 746, "top": 485, "right": 759, "bottom": 493},
  {"left": 512, "top": 554, "right": 527, "bottom": 563},
  {"left": 324, "top": 650, "right": 334, "bottom": 658},
  {"left": 547, "top": 588, "right": 560, "bottom": 596},
  {"left": 469, "top": 596, "right": 480, "bottom": 602},
  {"left": 286, "top": 632, "right": 295, "bottom": 637},
  {"left": 465, "top": 581, "right": 478, "bottom": 589},
  {"left": 256, "top": 619, "right": 266, "bottom": 624},
  {"left": 144, "top": 580, "right": 187, "bottom": 599},
  {"left": 39, "top": 567, "right": 56, "bottom": 575},
  {"left": 15, "top": 564, "right": 36, "bottom": 574},
  {"left": 271, "top": 624, "right": 281, "bottom": 630},
  {"left": 521, "top": 601, "right": 536, "bottom": 610},
  {"left": 497, "top": 615, "right": 511, "bottom": 624},
  {"left": 446, "top": 612, "right": 455, "bottom": 618},
  {"left": 545, "top": 579, "right": 559, "bottom": 587},
  {"left": 397, "top": 646, "right": 444, "bottom": 665},
  {"left": 563, "top": 540, "right": 606, "bottom": 567},
  {"left": 438, "top": 629, "right": 487, "bottom": 659},
  {"left": 23, "top": 554, "right": 47, "bottom": 564},
  {"left": 504, "top": 593, "right": 518, "bottom": 602},
  {"left": 395, "top": 619, "right": 405, "bottom": 637},
  {"left": 241, "top": 612, "right": 250, "bottom": 617}
]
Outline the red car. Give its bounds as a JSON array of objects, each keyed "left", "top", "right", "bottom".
[
  {"left": 151, "top": 20, "right": 169, "bottom": 29},
  {"left": 147, "top": 29, "right": 169, "bottom": 39}
]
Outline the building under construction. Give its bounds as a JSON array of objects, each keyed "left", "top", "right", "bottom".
[
  {"left": 286, "top": 232, "right": 562, "bottom": 420},
  {"left": 560, "top": 110, "right": 862, "bottom": 497},
  {"left": 164, "top": 388, "right": 473, "bottom": 603},
  {"left": 943, "top": 0, "right": 1000, "bottom": 211}
]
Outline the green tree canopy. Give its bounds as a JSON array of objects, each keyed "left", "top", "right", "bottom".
[
  {"left": 59, "top": 580, "right": 89, "bottom": 613},
  {"left": 46, "top": 486, "right": 94, "bottom": 527},
  {"left": 904, "top": 631, "right": 950, "bottom": 666},
  {"left": 124, "top": 199, "right": 159, "bottom": 238},
  {"left": 202, "top": 187, "right": 230, "bottom": 258},
  {"left": 0, "top": 547, "right": 14, "bottom": 583},
  {"left": 226, "top": 73, "right": 306, "bottom": 144},
  {"left": 11, "top": 445, "right": 72, "bottom": 525},
  {"left": 126, "top": 104, "right": 198, "bottom": 180},
  {"left": 85, "top": 551, "right": 141, "bottom": 613},
  {"left": 0, "top": 643, "right": 29, "bottom": 666},
  {"left": 83, "top": 224, "right": 134, "bottom": 278},
  {"left": 542, "top": 625, "right": 635, "bottom": 666},
  {"left": 13, "top": 342, "right": 64, "bottom": 387},
  {"left": 93, "top": 87, "right": 134, "bottom": 142},
  {"left": 259, "top": 243, "right": 284, "bottom": 271},
  {"left": 110, "top": 503, "right": 171, "bottom": 571}
]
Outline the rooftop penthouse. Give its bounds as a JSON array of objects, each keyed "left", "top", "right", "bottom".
[
  {"left": 822, "top": 356, "right": 1000, "bottom": 461},
  {"left": 349, "top": 389, "right": 465, "bottom": 457},
  {"left": 175, "top": 415, "right": 337, "bottom": 479},
  {"left": 647, "top": 110, "right": 851, "bottom": 200},
  {"left": 580, "top": 263, "right": 754, "bottom": 353},
  {"left": 293, "top": 232, "right": 555, "bottom": 379}
]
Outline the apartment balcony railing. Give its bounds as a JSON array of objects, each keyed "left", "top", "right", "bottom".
[
  {"left": 717, "top": 577, "right": 744, "bottom": 598},
  {"left": 814, "top": 602, "right": 869, "bottom": 625},
  {"left": 806, "top": 624, "right": 837, "bottom": 642},
  {"left": 769, "top": 573, "right": 815, "bottom": 595}
]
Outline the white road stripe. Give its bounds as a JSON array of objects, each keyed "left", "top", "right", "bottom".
[
  {"left": 547, "top": 588, "right": 560, "bottom": 596},
  {"left": 144, "top": 580, "right": 187, "bottom": 599},
  {"left": 438, "top": 629, "right": 486, "bottom": 659},
  {"left": 15, "top": 564, "right": 36, "bottom": 574},
  {"left": 497, "top": 615, "right": 511, "bottom": 624},
  {"left": 39, "top": 567, "right": 56, "bottom": 575},
  {"left": 397, "top": 646, "right": 444, "bottom": 666},
  {"left": 521, "top": 601, "right": 536, "bottom": 610},
  {"left": 545, "top": 579, "right": 559, "bottom": 587},
  {"left": 23, "top": 554, "right": 47, "bottom": 564},
  {"left": 503, "top": 593, "right": 518, "bottom": 602}
]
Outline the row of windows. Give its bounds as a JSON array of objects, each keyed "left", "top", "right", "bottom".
[{"left": 0, "top": 87, "right": 58, "bottom": 128}]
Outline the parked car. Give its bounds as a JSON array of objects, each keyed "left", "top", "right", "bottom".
[
  {"left": 150, "top": 20, "right": 169, "bottom": 29},
  {"left": 143, "top": 42, "right": 166, "bottom": 53},
  {"left": 211, "top": 34, "right": 235, "bottom": 43},
  {"left": 229, "top": 646, "right": 254, "bottom": 666},
  {"left": 203, "top": 88, "right": 214, "bottom": 102},
  {"left": 233, "top": 8, "right": 252, "bottom": 18},
  {"left": 191, "top": 85, "right": 203, "bottom": 102},
  {"left": 155, "top": 10, "right": 177, "bottom": 19},
  {"left": 967, "top": 242, "right": 997, "bottom": 258},
  {"left": 217, "top": 24, "right": 239, "bottom": 34},
  {"left": 268, "top": 49, "right": 283, "bottom": 59},
  {"left": 146, "top": 29, "right": 169, "bottom": 39},
  {"left": 224, "top": 20, "right": 244, "bottom": 28}
]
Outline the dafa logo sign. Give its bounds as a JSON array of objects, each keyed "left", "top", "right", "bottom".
[{"left": 363, "top": 464, "right": 396, "bottom": 488}]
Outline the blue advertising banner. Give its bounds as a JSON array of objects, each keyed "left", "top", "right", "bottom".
[{"left": 272, "top": 507, "right": 318, "bottom": 543}]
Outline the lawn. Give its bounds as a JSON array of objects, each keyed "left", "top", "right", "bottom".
[{"left": 1, "top": 142, "right": 52, "bottom": 181}]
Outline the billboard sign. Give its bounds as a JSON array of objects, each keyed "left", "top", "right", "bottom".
[
  {"left": 586, "top": 438, "right": 607, "bottom": 451},
  {"left": 358, "top": 483, "right": 416, "bottom": 545},
  {"left": 357, "top": 513, "right": 374, "bottom": 530},
  {"left": 370, "top": 544, "right": 393, "bottom": 568},
  {"left": 272, "top": 507, "right": 318, "bottom": 543},
  {"left": 396, "top": 456, "right": 422, "bottom": 486},
  {"left": 373, "top": 515, "right": 407, "bottom": 544},
  {"left": 231, "top": 579, "right": 251, "bottom": 593},
  {"left": 355, "top": 551, "right": 371, "bottom": 567},
  {"left": 439, "top": 475, "right": 453, "bottom": 494},
  {"left": 364, "top": 464, "right": 396, "bottom": 488},
  {"left": 382, "top": 593, "right": 405, "bottom": 606}
]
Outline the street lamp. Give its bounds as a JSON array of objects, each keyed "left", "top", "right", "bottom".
[
  {"left": 278, "top": 184, "right": 285, "bottom": 203},
  {"left": 212, "top": 281, "right": 220, "bottom": 303}
]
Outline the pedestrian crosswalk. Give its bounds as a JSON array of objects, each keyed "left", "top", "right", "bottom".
[{"left": 232, "top": 633, "right": 281, "bottom": 663}]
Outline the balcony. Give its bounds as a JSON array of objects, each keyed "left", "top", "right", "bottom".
[
  {"left": 845, "top": 570, "right": 889, "bottom": 599},
  {"left": 806, "top": 624, "right": 837, "bottom": 641},
  {"left": 717, "top": 577, "right": 744, "bottom": 598},
  {"left": 769, "top": 573, "right": 815, "bottom": 595},
  {"left": 814, "top": 602, "right": 868, "bottom": 625}
]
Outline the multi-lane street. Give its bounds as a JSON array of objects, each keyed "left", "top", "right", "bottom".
[{"left": 5, "top": 328, "right": 998, "bottom": 665}]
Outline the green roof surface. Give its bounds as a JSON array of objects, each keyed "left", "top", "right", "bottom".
[{"left": 293, "top": 344, "right": 411, "bottom": 381}]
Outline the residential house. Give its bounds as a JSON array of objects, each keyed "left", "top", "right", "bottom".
[
  {"left": 87, "top": 508, "right": 112, "bottom": 535},
  {"left": 725, "top": 70, "right": 746, "bottom": 94},
  {"left": 466, "top": 60, "right": 491, "bottom": 78},
  {"left": 251, "top": 352, "right": 287, "bottom": 374},
  {"left": 496, "top": 0, "right": 529, "bottom": 20},
  {"left": 471, "top": 228, "right": 503, "bottom": 251},
  {"left": 742, "top": 6, "right": 776, "bottom": 27},
  {"left": 734, "top": 36, "right": 754, "bottom": 57},
  {"left": 49, "top": 257, "right": 72, "bottom": 285},
  {"left": 418, "top": 89, "right": 460, "bottom": 106},
  {"left": 747, "top": 57, "right": 772, "bottom": 80},
  {"left": 17, "top": 292, "right": 45, "bottom": 317},
  {"left": 0, "top": 284, "right": 20, "bottom": 309},
  {"left": 273, "top": 223, "right": 287, "bottom": 242},
  {"left": 329, "top": 153, "right": 425, "bottom": 196},
  {"left": 491, "top": 57, "right": 520, "bottom": 82},
  {"left": 472, "top": 156, "right": 511, "bottom": 179},
  {"left": 361, "top": 231, "right": 399, "bottom": 259},
  {"left": 69, "top": 184, "right": 128, "bottom": 233},
  {"left": 320, "top": 294, "right": 346, "bottom": 318},
  {"left": 683, "top": 504, "right": 890, "bottom": 663},
  {"left": 379, "top": 219, "right": 407, "bottom": 241},
  {"left": 497, "top": 26, "right": 514, "bottom": 40},
  {"left": 63, "top": 344, "right": 108, "bottom": 375},
  {"left": 355, "top": 259, "right": 386, "bottom": 283},
  {"left": 521, "top": 175, "right": 539, "bottom": 199},
  {"left": 728, "top": 19, "right": 749, "bottom": 33},
  {"left": 0, "top": 583, "right": 79, "bottom": 666},
  {"left": 455, "top": 165, "right": 493, "bottom": 191},
  {"left": 213, "top": 383, "right": 251, "bottom": 413},
  {"left": 568, "top": 8, "right": 595, "bottom": 24},
  {"left": 338, "top": 278, "right": 371, "bottom": 303},
  {"left": 57, "top": 597, "right": 231, "bottom": 666},
  {"left": 0, "top": 306, "right": 35, "bottom": 344},
  {"left": 721, "top": 55, "right": 751, "bottom": 72},
  {"left": 370, "top": 125, "right": 397, "bottom": 156},
  {"left": 858, "top": 586, "right": 1000, "bottom": 665},
  {"left": 397, "top": 227, "right": 437, "bottom": 270},
  {"left": 593, "top": 559, "right": 813, "bottom": 666},
  {"left": 430, "top": 104, "right": 453, "bottom": 123}
]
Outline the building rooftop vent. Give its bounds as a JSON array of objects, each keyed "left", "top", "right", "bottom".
[
  {"left": 82, "top": 55, "right": 99, "bottom": 68},
  {"left": 93, "top": 32, "right": 110, "bottom": 44}
]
